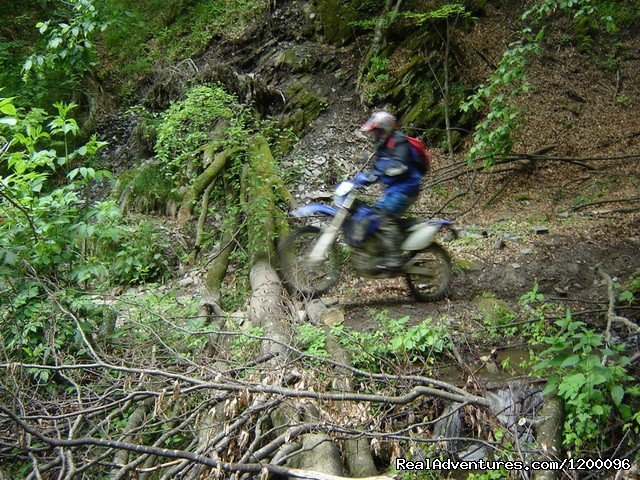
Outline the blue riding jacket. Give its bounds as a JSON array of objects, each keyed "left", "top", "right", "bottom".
[{"left": 354, "top": 132, "right": 423, "bottom": 215}]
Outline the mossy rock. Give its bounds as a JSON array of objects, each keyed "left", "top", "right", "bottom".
[
  {"left": 475, "top": 296, "right": 515, "bottom": 323},
  {"left": 315, "top": 0, "right": 357, "bottom": 44},
  {"left": 274, "top": 51, "right": 302, "bottom": 71},
  {"left": 315, "top": 0, "right": 384, "bottom": 44},
  {"left": 283, "top": 81, "right": 328, "bottom": 133},
  {"left": 455, "top": 258, "right": 480, "bottom": 271},
  {"left": 403, "top": 91, "right": 437, "bottom": 125}
]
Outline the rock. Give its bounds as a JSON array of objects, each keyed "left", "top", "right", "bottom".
[
  {"left": 533, "top": 225, "right": 549, "bottom": 234},
  {"left": 455, "top": 258, "right": 480, "bottom": 271},
  {"left": 310, "top": 191, "right": 332, "bottom": 199},
  {"left": 493, "top": 237, "right": 505, "bottom": 250},
  {"left": 177, "top": 277, "right": 195, "bottom": 287},
  {"left": 521, "top": 248, "right": 533, "bottom": 254},
  {"left": 512, "top": 263, "right": 521, "bottom": 269},
  {"left": 306, "top": 299, "right": 344, "bottom": 326},
  {"left": 432, "top": 404, "right": 462, "bottom": 443},
  {"left": 322, "top": 297, "right": 339, "bottom": 307},
  {"left": 458, "top": 445, "right": 487, "bottom": 461}
]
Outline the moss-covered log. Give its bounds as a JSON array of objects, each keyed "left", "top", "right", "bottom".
[
  {"left": 204, "top": 216, "right": 238, "bottom": 305},
  {"left": 242, "top": 135, "right": 289, "bottom": 263}
]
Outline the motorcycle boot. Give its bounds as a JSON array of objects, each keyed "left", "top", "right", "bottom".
[{"left": 376, "top": 210, "right": 405, "bottom": 271}]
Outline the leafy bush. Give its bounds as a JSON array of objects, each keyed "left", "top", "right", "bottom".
[
  {"left": 297, "top": 323, "right": 328, "bottom": 358},
  {"left": 532, "top": 311, "right": 636, "bottom": 448},
  {"left": 114, "top": 161, "right": 177, "bottom": 213},
  {"left": 108, "top": 219, "right": 176, "bottom": 285},
  {"left": 23, "top": 0, "right": 108, "bottom": 93},
  {"left": 154, "top": 84, "right": 248, "bottom": 189},
  {"left": 330, "top": 310, "right": 452, "bottom": 371},
  {"left": 0, "top": 96, "right": 177, "bottom": 371}
]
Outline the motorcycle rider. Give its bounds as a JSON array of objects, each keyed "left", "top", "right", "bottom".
[{"left": 356, "top": 111, "right": 424, "bottom": 270}]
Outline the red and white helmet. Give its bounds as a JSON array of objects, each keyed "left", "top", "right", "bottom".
[{"left": 361, "top": 111, "right": 397, "bottom": 135}]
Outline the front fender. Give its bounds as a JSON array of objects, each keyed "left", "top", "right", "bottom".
[
  {"left": 291, "top": 204, "right": 337, "bottom": 218},
  {"left": 401, "top": 219, "right": 455, "bottom": 251}
]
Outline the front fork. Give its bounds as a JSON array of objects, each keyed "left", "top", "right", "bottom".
[{"left": 305, "top": 194, "right": 355, "bottom": 265}]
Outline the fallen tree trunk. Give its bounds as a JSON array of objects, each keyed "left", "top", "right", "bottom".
[
  {"left": 249, "top": 261, "right": 293, "bottom": 359},
  {"left": 306, "top": 299, "right": 378, "bottom": 477},
  {"left": 204, "top": 215, "right": 239, "bottom": 305},
  {"left": 533, "top": 394, "right": 564, "bottom": 480}
]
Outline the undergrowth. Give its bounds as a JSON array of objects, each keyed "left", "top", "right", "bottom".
[
  {"left": 97, "top": 0, "right": 269, "bottom": 99},
  {"left": 296, "top": 310, "right": 453, "bottom": 372},
  {"left": 483, "top": 283, "right": 640, "bottom": 453}
]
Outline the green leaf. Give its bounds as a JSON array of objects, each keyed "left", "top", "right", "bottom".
[
  {"left": 0, "top": 103, "right": 16, "bottom": 116},
  {"left": 619, "top": 404, "right": 631, "bottom": 419},
  {"left": 542, "top": 381, "right": 558, "bottom": 395},
  {"left": 558, "top": 372, "right": 586, "bottom": 398},
  {"left": 4, "top": 251, "right": 17, "bottom": 266},
  {"left": 619, "top": 290, "right": 634, "bottom": 303},
  {"left": 611, "top": 385, "right": 624, "bottom": 406},
  {"left": 560, "top": 355, "right": 581, "bottom": 367},
  {"left": 48, "top": 37, "right": 63, "bottom": 49}
]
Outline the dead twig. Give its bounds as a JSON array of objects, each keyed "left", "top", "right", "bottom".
[
  {"left": 570, "top": 196, "right": 640, "bottom": 212},
  {"left": 598, "top": 267, "right": 640, "bottom": 352}
]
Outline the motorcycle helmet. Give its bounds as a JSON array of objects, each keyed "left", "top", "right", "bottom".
[{"left": 361, "top": 111, "right": 397, "bottom": 146}]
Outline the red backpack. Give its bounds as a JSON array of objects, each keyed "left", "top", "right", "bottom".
[{"left": 406, "top": 136, "right": 431, "bottom": 175}]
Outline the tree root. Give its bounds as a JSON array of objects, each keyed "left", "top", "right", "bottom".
[{"left": 177, "top": 145, "right": 242, "bottom": 224}]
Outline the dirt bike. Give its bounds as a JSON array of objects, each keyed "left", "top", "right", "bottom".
[{"left": 277, "top": 179, "right": 457, "bottom": 302}]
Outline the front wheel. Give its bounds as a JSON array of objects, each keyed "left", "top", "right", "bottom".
[
  {"left": 405, "top": 242, "right": 453, "bottom": 302},
  {"left": 277, "top": 225, "right": 341, "bottom": 298}
]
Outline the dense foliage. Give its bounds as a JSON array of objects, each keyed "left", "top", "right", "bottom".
[
  {"left": 0, "top": 97, "right": 177, "bottom": 369},
  {"left": 0, "top": 0, "right": 638, "bottom": 477}
]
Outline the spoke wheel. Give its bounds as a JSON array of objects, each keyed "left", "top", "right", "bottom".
[
  {"left": 405, "top": 242, "right": 453, "bottom": 302},
  {"left": 277, "top": 225, "right": 341, "bottom": 298}
]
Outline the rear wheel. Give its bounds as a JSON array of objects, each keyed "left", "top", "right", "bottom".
[
  {"left": 277, "top": 225, "right": 341, "bottom": 297},
  {"left": 405, "top": 242, "right": 453, "bottom": 302}
]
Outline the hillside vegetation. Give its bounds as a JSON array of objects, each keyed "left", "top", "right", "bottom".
[{"left": 1, "top": 0, "right": 639, "bottom": 478}]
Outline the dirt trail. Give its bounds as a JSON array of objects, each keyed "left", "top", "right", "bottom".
[
  {"left": 272, "top": 1, "right": 640, "bottom": 332},
  {"left": 339, "top": 226, "right": 640, "bottom": 329}
]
